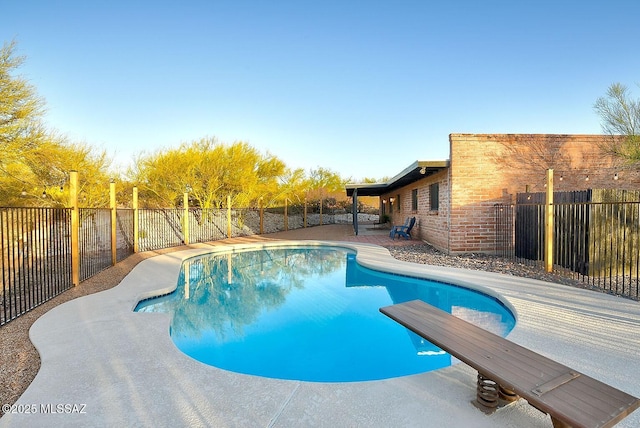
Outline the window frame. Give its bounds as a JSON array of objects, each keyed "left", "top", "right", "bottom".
[
  {"left": 411, "top": 188, "right": 418, "bottom": 211},
  {"left": 429, "top": 183, "right": 439, "bottom": 211}
]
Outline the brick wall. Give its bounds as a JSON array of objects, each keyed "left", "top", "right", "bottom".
[
  {"left": 448, "top": 133, "right": 640, "bottom": 254},
  {"left": 382, "top": 169, "right": 450, "bottom": 250},
  {"left": 377, "top": 134, "right": 640, "bottom": 254}
]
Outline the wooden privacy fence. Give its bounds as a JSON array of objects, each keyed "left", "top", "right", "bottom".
[{"left": 495, "top": 177, "right": 640, "bottom": 300}]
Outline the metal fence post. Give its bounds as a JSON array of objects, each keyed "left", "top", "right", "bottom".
[
  {"left": 183, "top": 192, "right": 189, "bottom": 245},
  {"left": 69, "top": 170, "right": 80, "bottom": 286},
  {"left": 545, "top": 169, "right": 554, "bottom": 273},
  {"left": 110, "top": 180, "right": 117, "bottom": 266},
  {"left": 133, "top": 186, "right": 139, "bottom": 253}
]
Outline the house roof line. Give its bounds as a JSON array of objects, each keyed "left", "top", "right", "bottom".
[{"left": 346, "top": 160, "right": 449, "bottom": 197}]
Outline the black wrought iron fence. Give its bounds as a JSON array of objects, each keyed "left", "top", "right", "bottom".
[
  {"left": 1, "top": 207, "right": 72, "bottom": 326},
  {"left": 263, "top": 207, "right": 286, "bottom": 232},
  {"left": 554, "top": 200, "right": 590, "bottom": 276},
  {"left": 299, "top": 204, "right": 342, "bottom": 227},
  {"left": 231, "top": 208, "right": 262, "bottom": 236},
  {"left": 495, "top": 189, "right": 640, "bottom": 300},
  {"left": 494, "top": 203, "right": 515, "bottom": 259},
  {"left": 284, "top": 204, "right": 310, "bottom": 231},
  {"left": 116, "top": 209, "right": 134, "bottom": 262},
  {"left": 79, "top": 208, "right": 112, "bottom": 282},
  {"left": 587, "top": 198, "right": 640, "bottom": 299},
  {"left": 185, "top": 208, "right": 265, "bottom": 242},
  {"left": 1, "top": 201, "right": 364, "bottom": 327},
  {"left": 138, "top": 209, "right": 185, "bottom": 252},
  {"left": 188, "top": 208, "right": 226, "bottom": 243}
]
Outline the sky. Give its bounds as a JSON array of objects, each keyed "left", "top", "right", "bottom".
[{"left": 3, "top": 0, "right": 640, "bottom": 181}]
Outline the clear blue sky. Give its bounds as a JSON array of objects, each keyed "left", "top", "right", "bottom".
[{"left": 3, "top": 1, "right": 639, "bottom": 181}]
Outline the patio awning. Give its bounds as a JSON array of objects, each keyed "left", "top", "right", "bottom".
[{"left": 345, "top": 160, "right": 449, "bottom": 197}]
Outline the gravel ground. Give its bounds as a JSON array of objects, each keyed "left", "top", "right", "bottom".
[
  {"left": 388, "top": 244, "right": 590, "bottom": 288},
  {"left": 0, "top": 239, "right": 600, "bottom": 415}
]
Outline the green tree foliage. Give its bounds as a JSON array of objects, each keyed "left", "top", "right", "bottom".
[
  {"left": 56, "top": 142, "right": 112, "bottom": 207},
  {"left": 129, "top": 138, "right": 287, "bottom": 208},
  {"left": 0, "top": 40, "right": 112, "bottom": 207},
  {"left": 594, "top": 83, "right": 640, "bottom": 163},
  {"left": 307, "top": 167, "right": 346, "bottom": 197},
  {"left": 267, "top": 167, "right": 307, "bottom": 207},
  {"left": 305, "top": 167, "right": 348, "bottom": 210},
  {"left": 360, "top": 176, "right": 385, "bottom": 183},
  {"left": 0, "top": 41, "right": 45, "bottom": 159},
  {"left": 1, "top": 40, "right": 47, "bottom": 205},
  {"left": 15, "top": 139, "right": 111, "bottom": 207}
]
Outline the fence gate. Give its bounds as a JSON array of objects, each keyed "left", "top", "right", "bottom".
[
  {"left": 553, "top": 190, "right": 591, "bottom": 275},
  {"left": 514, "top": 192, "right": 544, "bottom": 262},
  {"left": 494, "top": 190, "right": 592, "bottom": 274}
]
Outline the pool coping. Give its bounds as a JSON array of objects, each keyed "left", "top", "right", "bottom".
[{"left": 2, "top": 241, "right": 640, "bottom": 427}]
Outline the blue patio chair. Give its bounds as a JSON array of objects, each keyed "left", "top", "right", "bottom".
[
  {"left": 389, "top": 217, "right": 410, "bottom": 238},
  {"left": 390, "top": 217, "right": 415, "bottom": 240}
]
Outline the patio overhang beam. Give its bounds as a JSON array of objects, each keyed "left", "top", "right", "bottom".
[{"left": 345, "top": 160, "right": 449, "bottom": 197}]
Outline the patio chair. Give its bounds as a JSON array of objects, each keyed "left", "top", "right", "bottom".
[
  {"left": 389, "top": 217, "right": 410, "bottom": 238},
  {"left": 390, "top": 217, "right": 415, "bottom": 240}
]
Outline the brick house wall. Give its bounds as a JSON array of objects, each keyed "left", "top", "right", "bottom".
[
  {"left": 382, "top": 133, "right": 640, "bottom": 254},
  {"left": 448, "top": 133, "right": 640, "bottom": 254},
  {"left": 383, "top": 169, "right": 450, "bottom": 249}
]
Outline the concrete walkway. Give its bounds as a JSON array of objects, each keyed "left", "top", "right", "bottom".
[{"left": 2, "top": 225, "right": 639, "bottom": 427}]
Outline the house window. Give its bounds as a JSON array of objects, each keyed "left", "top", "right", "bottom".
[
  {"left": 411, "top": 189, "right": 418, "bottom": 211},
  {"left": 396, "top": 194, "right": 401, "bottom": 212},
  {"left": 429, "top": 183, "right": 439, "bottom": 211}
]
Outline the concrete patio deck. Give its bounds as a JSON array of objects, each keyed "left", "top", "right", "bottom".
[{"left": 2, "top": 225, "right": 639, "bottom": 427}]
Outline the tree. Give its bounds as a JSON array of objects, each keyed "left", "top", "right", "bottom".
[
  {"left": 0, "top": 40, "right": 48, "bottom": 205},
  {"left": 0, "top": 40, "right": 113, "bottom": 207},
  {"left": 307, "top": 167, "right": 345, "bottom": 196},
  {"left": 594, "top": 82, "right": 640, "bottom": 163},
  {"left": 0, "top": 40, "right": 46, "bottom": 156},
  {"left": 50, "top": 141, "right": 112, "bottom": 207},
  {"left": 306, "top": 167, "right": 348, "bottom": 211},
  {"left": 258, "top": 167, "right": 308, "bottom": 208},
  {"left": 129, "top": 138, "right": 287, "bottom": 208}
]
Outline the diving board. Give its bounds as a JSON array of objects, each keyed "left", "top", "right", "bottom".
[{"left": 380, "top": 300, "right": 640, "bottom": 428}]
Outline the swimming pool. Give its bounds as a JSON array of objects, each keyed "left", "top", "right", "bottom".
[{"left": 135, "top": 245, "right": 515, "bottom": 382}]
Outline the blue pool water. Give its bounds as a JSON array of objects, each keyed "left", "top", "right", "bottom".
[{"left": 135, "top": 246, "right": 515, "bottom": 382}]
